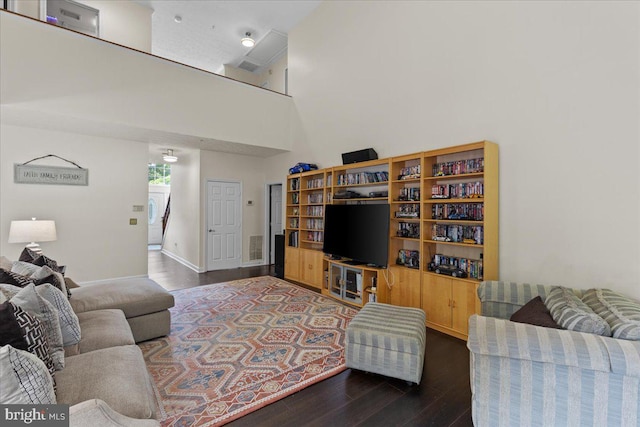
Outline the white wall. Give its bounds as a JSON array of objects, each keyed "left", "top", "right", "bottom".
[
  {"left": 161, "top": 148, "right": 201, "bottom": 271},
  {"left": 0, "top": 124, "right": 149, "bottom": 281},
  {"left": 266, "top": 1, "right": 640, "bottom": 297},
  {"left": 199, "top": 150, "right": 267, "bottom": 267},
  {"left": 1, "top": 11, "right": 294, "bottom": 153}
]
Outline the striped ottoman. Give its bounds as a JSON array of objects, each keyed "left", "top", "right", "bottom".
[{"left": 346, "top": 302, "right": 426, "bottom": 384}]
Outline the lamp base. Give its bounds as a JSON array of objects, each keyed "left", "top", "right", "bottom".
[{"left": 25, "top": 242, "right": 43, "bottom": 255}]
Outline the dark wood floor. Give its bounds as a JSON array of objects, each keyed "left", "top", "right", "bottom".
[{"left": 148, "top": 249, "right": 473, "bottom": 426}]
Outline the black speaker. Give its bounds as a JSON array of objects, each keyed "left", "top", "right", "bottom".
[
  {"left": 274, "top": 234, "right": 285, "bottom": 279},
  {"left": 342, "top": 148, "right": 378, "bottom": 165}
]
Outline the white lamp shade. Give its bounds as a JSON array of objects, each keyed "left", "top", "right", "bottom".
[{"left": 8, "top": 220, "right": 57, "bottom": 244}]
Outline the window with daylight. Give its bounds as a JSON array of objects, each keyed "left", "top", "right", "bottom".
[{"left": 148, "top": 163, "right": 171, "bottom": 185}]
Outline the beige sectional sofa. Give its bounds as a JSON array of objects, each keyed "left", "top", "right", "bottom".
[
  {"left": 61, "top": 277, "right": 175, "bottom": 425},
  {"left": 1, "top": 258, "right": 174, "bottom": 427}
]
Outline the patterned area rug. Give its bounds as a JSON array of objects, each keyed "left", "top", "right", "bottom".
[{"left": 139, "top": 276, "right": 358, "bottom": 427}]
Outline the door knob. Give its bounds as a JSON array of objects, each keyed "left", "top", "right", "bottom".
[{"left": 209, "top": 229, "right": 215, "bottom": 232}]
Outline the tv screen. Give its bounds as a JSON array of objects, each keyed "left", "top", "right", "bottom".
[{"left": 323, "top": 204, "right": 390, "bottom": 267}]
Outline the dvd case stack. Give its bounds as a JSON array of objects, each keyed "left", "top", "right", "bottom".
[
  {"left": 306, "top": 178, "right": 323, "bottom": 189},
  {"left": 307, "top": 193, "right": 323, "bottom": 204},
  {"left": 398, "top": 165, "right": 421, "bottom": 180},
  {"left": 306, "top": 219, "right": 323, "bottom": 230},
  {"left": 395, "top": 204, "right": 420, "bottom": 218},
  {"left": 432, "top": 157, "right": 484, "bottom": 176},
  {"left": 397, "top": 222, "right": 420, "bottom": 239},
  {"left": 397, "top": 249, "right": 420, "bottom": 269},
  {"left": 306, "top": 231, "right": 323, "bottom": 242},
  {"left": 306, "top": 206, "right": 323, "bottom": 217},
  {"left": 430, "top": 181, "right": 484, "bottom": 199},
  {"left": 431, "top": 224, "right": 483, "bottom": 244},
  {"left": 288, "top": 231, "right": 299, "bottom": 247},
  {"left": 337, "top": 171, "right": 389, "bottom": 186},
  {"left": 289, "top": 218, "right": 299, "bottom": 228},
  {"left": 431, "top": 203, "right": 483, "bottom": 221},
  {"left": 289, "top": 178, "right": 300, "bottom": 191},
  {"left": 291, "top": 193, "right": 299, "bottom": 205},
  {"left": 432, "top": 254, "right": 483, "bottom": 280}
]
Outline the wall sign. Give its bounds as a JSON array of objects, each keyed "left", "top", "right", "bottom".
[{"left": 14, "top": 155, "right": 88, "bottom": 186}]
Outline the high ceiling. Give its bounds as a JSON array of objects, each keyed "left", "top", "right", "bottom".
[{"left": 132, "top": 0, "right": 321, "bottom": 75}]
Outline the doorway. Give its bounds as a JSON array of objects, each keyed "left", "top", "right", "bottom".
[
  {"left": 206, "top": 180, "right": 242, "bottom": 271},
  {"left": 267, "top": 183, "right": 283, "bottom": 264}
]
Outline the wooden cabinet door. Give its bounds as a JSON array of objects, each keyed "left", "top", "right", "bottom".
[
  {"left": 451, "top": 280, "right": 479, "bottom": 336},
  {"left": 387, "top": 266, "right": 421, "bottom": 308},
  {"left": 423, "top": 273, "right": 452, "bottom": 328},
  {"left": 284, "top": 247, "right": 300, "bottom": 281},
  {"left": 300, "top": 249, "right": 323, "bottom": 289}
]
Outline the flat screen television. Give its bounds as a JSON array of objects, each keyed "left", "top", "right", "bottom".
[{"left": 323, "top": 204, "right": 390, "bottom": 268}]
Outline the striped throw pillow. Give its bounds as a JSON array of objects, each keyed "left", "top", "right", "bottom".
[
  {"left": 583, "top": 288, "right": 640, "bottom": 340},
  {"left": 544, "top": 286, "right": 611, "bottom": 336}
]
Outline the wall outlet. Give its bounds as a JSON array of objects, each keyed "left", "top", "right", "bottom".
[{"left": 129, "top": 218, "right": 137, "bottom": 225}]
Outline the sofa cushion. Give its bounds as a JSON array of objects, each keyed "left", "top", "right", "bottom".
[
  {"left": 544, "top": 286, "right": 610, "bottom": 336},
  {"left": 582, "top": 288, "right": 640, "bottom": 340},
  {"left": 70, "top": 399, "right": 160, "bottom": 427},
  {"left": 510, "top": 296, "right": 563, "bottom": 329},
  {"left": 35, "top": 283, "right": 81, "bottom": 347},
  {"left": 76, "top": 309, "right": 134, "bottom": 354},
  {"left": 0, "top": 345, "right": 56, "bottom": 404},
  {"left": 7, "top": 283, "right": 65, "bottom": 370},
  {"left": 0, "top": 301, "right": 56, "bottom": 378},
  {"left": 70, "top": 278, "right": 174, "bottom": 318},
  {"left": 56, "top": 345, "right": 156, "bottom": 420}
]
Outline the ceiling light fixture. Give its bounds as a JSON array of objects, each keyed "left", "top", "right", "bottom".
[
  {"left": 163, "top": 149, "right": 178, "bottom": 163},
  {"left": 241, "top": 32, "right": 255, "bottom": 48}
]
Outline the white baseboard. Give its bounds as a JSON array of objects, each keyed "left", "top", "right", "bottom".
[
  {"left": 78, "top": 274, "right": 149, "bottom": 285},
  {"left": 161, "top": 249, "right": 205, "bottom": 273}
]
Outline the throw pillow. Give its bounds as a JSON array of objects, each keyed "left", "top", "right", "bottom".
[
  {"left": 35, "top": 283, "right": 81, "bottom": 347},
  {"left": 11, "top": 260, "right": 42, "bottom": 276},
  {"left": 0, "top": 268, "right": 34, "bottom": 287},
  {"left": 510, "top": 296, "right": 563, "bottom": 329},
  {"left": 19, "top": 247, "right": 40, "bottom": 263},
  {"left": 32, "top": 255, "right": 62, "bottom": 273},
  {"left": 9, "top": 283, "right": 65, "bottom": 370},
  {"left": 1, "top": 266, "right": 69, "bottom": 299},
  {"left": 583, "top": 288, "right": 640, "bottom": 340},
  {"left": 544, "top": 286, "right": 611, "bottom": 336},
  {"left": 0, "top": 345, "right": 56, "bottom": 404},
  {"left": 0, "top": 256, "right": 13, "bottom": 270},
  {"left": 0, "top": 301, "right": 56, "bottom": 380}
]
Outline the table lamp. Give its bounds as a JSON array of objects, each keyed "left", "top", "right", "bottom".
[{"left": 8, "top": 218, "right": 57, "bottom": 255}]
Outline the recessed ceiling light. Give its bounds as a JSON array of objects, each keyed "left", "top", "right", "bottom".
[{"left": 174, "top": 15, "right": 182, "bottom": 23}]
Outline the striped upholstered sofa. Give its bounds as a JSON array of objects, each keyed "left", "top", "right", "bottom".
[{"left": 467, "top": 281, "right": 640, "bottom": 427}]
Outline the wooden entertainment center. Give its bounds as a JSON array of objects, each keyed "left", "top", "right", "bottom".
[{"left": 285, "top": 141, "right": 498, "bottom": 339}]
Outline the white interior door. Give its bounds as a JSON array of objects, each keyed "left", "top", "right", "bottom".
[
  {"left": 269, "top": 184, "right": 283, "bottom": 264},
  {"left": 207, "top": 180, "right": 242, "bottom": 271},
  {"left": 148, "top": 192, "right": 165, "bottom": 245}
]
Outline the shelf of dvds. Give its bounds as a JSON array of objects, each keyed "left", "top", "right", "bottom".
[{"left": 282, "top": 141, "right": 498, "bottom": 338}]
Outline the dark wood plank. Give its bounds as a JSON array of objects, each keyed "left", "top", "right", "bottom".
[{"left": 148, "top": 250, "right": 473, "bottom": 426}]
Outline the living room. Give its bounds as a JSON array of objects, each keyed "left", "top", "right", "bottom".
[
  {"left": 1, "top": 1, "right": 639, "bottom": 425},
  {"left": 2, "top": 1, "right": 637, "bottom": 297}
]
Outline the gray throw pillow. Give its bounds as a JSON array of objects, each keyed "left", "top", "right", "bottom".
[
  {"left": 5, "top": 283, "right": 65, "bottom": 370},
  {"left": 544, "top": 286, "right": 611, "bottom": 336},
  {"left": 583, "top": 288, "right": 640, "bottom": 340},
  {"left": 0, "top": 345, "right": 56, "bottom": 404},
  {"left": 35, "top": 283, "right": 81, "bottom": 347}
]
